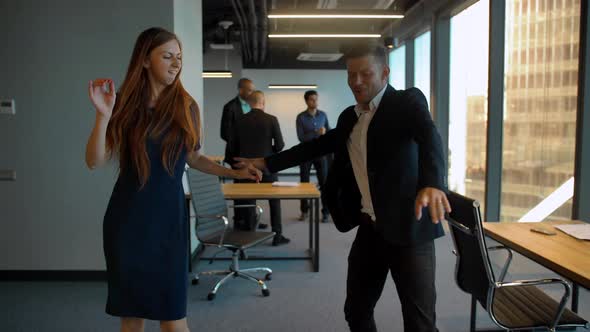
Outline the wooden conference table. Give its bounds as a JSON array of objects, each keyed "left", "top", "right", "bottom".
[
  {"left": 222, "top": 183, "right": 321, "bottom": 272},
  {"left": 186, "top": 183, "right": 321, "bottom": 272},
  {"left": 483, "top": 220, "right": 590, "bottom": 313}
]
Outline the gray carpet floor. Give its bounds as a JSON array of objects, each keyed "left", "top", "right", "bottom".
[{"left": 1, "top": 199, "right": 588, "bottom": 332}]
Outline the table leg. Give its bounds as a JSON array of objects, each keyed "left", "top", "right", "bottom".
[
  {"left": 314, "top": 198, "right": 320, "bottom": 272},
  {"left": 572, "top": 283, "right": 579, "bottom": 313},
  {"left": 308, "top": 198, "right": 313, "bottom": 251}
]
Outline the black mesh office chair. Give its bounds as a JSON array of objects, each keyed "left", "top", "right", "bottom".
[
  {"left": 447, "top": 191, "right": 588, "bottom": 332},
  {"left": 186, "top": 168, "right": 276, "bottom": 301}
]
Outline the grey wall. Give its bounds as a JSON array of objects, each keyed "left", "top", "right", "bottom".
[
  {"left": 0, "top": 1, "right": 204, "bottom": 270},
  {"left": 174, "top": 0, "right": 204, "bottom": 108},
  {"left": 202, "top": 50, "right": 355, "bottom": 161},
  {"left": 174, "top": 0, "right": 204, "bottom": 254}
]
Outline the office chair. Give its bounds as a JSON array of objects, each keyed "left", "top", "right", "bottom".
[
  {"left": 447, "top": 191, "right": 588, "bottom": 332},
  {"left": 186, "top": 168, "right": 275, "bottom": 301}
]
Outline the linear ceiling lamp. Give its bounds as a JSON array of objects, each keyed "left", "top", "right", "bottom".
[
  {"left": 268, "top": 34, "right": 380, "bottom": 38},
  {"left": 202, "top": 71, "right": 232, "bottom": 78},
  {"left": 268, "top": 14, "right": 403, "bottom": 19},
  {"left": 268, "top": 84, "right": 318, "bottom": 89},
  {"left": 268, "top": 10, "right": 404, "bottom": 19}
]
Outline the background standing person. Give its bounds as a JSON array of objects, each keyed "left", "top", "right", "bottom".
[
  {"left": 227, "top": 91, "right": 290, "bottom": 246},
  {"left": 220, "top": 78, "right": 265, "bottom": 229},
  {"left": 85, "top": 27, "right": 260, "bottom": 332},
  {"left": 295, "top": 90, "right": 331, "bottom": 223},
  {"left": 235, "top": 43, "right": 451, "bottom": 332}
]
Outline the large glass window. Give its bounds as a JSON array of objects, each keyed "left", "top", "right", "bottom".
[
  {"left": 389, "top": 45, "right": 406, "bottom": 89},
  {"left": 501, "top": 0, "right": 580, "bottom": 222},
  {"left": 448, "top": 0, "right": 490, "bottom": 213},
  {"left": 414, "top": 31, "right": 431, "bottom": 107}
]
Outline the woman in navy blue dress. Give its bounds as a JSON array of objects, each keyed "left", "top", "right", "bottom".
[{"left": 85, "top": 27, "right": 261, "bottom": 332}]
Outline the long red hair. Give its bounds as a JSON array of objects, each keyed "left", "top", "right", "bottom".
[{"left": 106, "top": 27, "right": 200, "bottom": 187}]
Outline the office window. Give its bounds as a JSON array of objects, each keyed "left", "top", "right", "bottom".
[
  {"left": 501, "top": 0, "right": 580, "bottom": 222},
  {"left": 448, "top": 0, "right": 489, "bottom": 213},
  {"left": 414, "top": 31, "right": 431, "bottom": 108},
  {"left": 389, "top": 45, "right": 406, "bottom": 89}
]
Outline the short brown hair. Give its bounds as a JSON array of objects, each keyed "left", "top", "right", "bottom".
[{"left": 343, "top": 43, "right": 388, "bottom": 67}]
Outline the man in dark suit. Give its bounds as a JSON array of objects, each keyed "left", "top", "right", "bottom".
[
  {"left": 220, "top": 78, "right": 255, "bottom": 146},
  {"left": 236, "top": 44, "right": 451, "bottom": 331},
  {"left": 227, "top": 90, "right": 290, "bottom": 246},
  {"left": 220, "top": 78, "right": 262, "bottom": 229}
]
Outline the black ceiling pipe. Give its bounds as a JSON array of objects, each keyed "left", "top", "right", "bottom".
[
  {"left": 231, "top": 0, "right": 252, "bottom": 62},
  {"left": 259, "top": 0, "right": 268, "bottom": 63},
  {"left": 248, "top": 0, "right": 259, "bottom": 63}
]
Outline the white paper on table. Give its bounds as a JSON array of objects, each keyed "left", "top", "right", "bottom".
[
  {"left": 271, "top": 181, "right": 300, "bottom": 187},
  {"left": 554, "top": 224, "right": 590, "bottom": 240}
]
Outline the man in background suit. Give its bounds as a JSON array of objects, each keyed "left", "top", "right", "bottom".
[
  {"left": 227, "top": 91, "right": 290, "bottom": 246},
  {"left": 220, "top": 78, "right": 264, "bottom": 229},
  {"left": 236, "top": 44, "right": 451, "bottom": 331}
]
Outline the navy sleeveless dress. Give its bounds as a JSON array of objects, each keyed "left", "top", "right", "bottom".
[{"left": 103, "top": 123, "right": 195, "bottom": 320}]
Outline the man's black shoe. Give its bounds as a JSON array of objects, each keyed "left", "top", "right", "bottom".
[
  {"left": 272, "top": 235, "right": 291, "bottom": 246},
  {"left": 257, "top": 223, "right": 269, "bottom": 230}
]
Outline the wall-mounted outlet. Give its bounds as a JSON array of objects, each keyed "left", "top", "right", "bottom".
[{"left": 0, "top": 99, "right": 16, "bottom": 115}]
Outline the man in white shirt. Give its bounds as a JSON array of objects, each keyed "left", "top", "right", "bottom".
[{"left": 236, "top": 44, "right": 450, "bottom": 332}]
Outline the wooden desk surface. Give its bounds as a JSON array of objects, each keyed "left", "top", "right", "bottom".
[
  {"left": 222, "top": 183, "right": 320, "bottom": 199},
  {"left": 483, "top": 220, "right": 590, "bottom": 289}
]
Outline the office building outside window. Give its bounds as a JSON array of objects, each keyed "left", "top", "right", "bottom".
[
  {"left": 414, "top": 31, "right": 431, "bottom": 108},
  {"left": 389, "top": 44, "right": 406, "bottom": 89},
  {"left": 501, "top": 0, "right": 580, "bottom": 222},
  {"left": 448, "top": 0, "right": 489, "bottom": 214}
]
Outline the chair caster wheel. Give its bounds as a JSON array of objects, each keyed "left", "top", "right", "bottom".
[
  {"left": 207, "top": 293, "right": 216, "bottom": 301},
  {"left": 265, "top": 273, "right": 272, "bottom": 280},
  {"left": 192, "top": 278, "right": 199, "bottom": 285},
  {"left": 262, "top": 289, "right": 270, "bottom": 297}
]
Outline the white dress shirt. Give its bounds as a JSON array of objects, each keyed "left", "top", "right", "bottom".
[{"left": 347, "top": 85, "right": 388, "bottom": 221}]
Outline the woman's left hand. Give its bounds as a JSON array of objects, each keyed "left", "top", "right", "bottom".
[{"left": 234, "top": 164, "right": 262, "bottom": 182}]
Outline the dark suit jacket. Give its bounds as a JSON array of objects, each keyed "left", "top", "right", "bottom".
[
  {"left": 220, "top": 97, "right": 244, "bottom": 162},
  {"left": 265, "top": 85, "right": 446, "bottom": 245},
  {"left": 226, "top": 109, "right": 285, "bottom": 166}
]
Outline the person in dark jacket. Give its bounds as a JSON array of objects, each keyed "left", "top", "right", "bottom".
[
  {"left": 227, "top": 91, "right": 290, "bottom": 246},
  {"left": 220, "top": 78, "right": 264, "bottom": 229},
  {"left": 236, "top": 44, "right": 452, "bottom": 331}
]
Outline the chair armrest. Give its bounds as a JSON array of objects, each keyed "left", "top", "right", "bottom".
[
  {"left": 487, "top": 245, "right": 513, "bottom": 282},
  {"left": 495, "top": 278, "right": 571, "bottom": 330},
  {"left": 196, "top": 214, "right": 229, "bottom": 247}
]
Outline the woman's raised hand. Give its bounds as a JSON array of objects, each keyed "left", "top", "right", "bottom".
[{"left": 88, "top": 79, "right": 116, "bottom": 119}]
